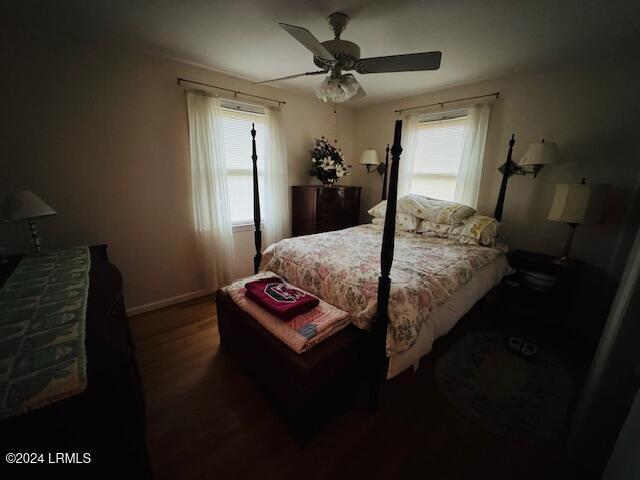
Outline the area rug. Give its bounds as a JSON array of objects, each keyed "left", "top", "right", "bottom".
[{"left": 435, "top": 331, "right": 574, "bottom": 442}]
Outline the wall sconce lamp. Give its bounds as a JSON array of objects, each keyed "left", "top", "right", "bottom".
[
  {"left": 360, "top": 145, "right": 391, "bottom": 201},
  {"left": 494, "top": 136, "right": 559, "bottom": 221},
  {"left": 360, "top": 148, "right": 382, "bottom": 174},
  {"left": 499, "top": 139, "right": 559, "bottom": 178}
]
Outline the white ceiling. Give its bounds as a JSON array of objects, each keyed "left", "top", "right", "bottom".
[{"left": 8, "top": 0, "right": 639, "bottom": 107}]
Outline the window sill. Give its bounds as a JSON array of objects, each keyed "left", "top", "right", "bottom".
[{"left": 232, "top": 223, "right": 264, "bottom": 233}]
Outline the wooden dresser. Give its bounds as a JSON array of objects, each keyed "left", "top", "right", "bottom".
[
  {"left": 292, "top": 185, "right": 362, "bottom": 236},
  {"left": 0, "top": 246, "right": 151, "bottom": 477}
]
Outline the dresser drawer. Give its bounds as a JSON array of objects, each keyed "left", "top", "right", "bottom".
[{"left": 292, "top": 185, "right": 361, "bottom": 236}]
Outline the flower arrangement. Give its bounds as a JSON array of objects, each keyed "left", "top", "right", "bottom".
[{"left": 309, "top": 136, "right": 351, "bottom": 186}]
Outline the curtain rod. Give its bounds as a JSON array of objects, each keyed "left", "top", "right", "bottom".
[
  {"left": 394, "top": 91, "right": 500, "bottom": 114},
  {"left": 177, "top": 77, "right": 286, "bottom": 106}
]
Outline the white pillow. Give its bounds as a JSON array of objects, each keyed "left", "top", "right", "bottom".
[
  {"left": 367, "top": 200, "right": 387, "bottom": 218},
  {"left": 372, "top": 213, "right": 420, "bottom": 232},
  {"left": 461, "top": 214, "right": 500, "bottom": 246},
  {"left": 398, "top": 194, "right": 475, "bottom": 225},
  {"left": 417, "top": 214, "right": 499, "bottom": 246},
  {"left": 416, "top": 220, "right": 460, "bottom": 238}
]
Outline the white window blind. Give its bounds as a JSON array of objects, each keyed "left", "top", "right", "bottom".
[
  {"left": 410, "top": 116, "right": 467, "bottom": 201},
  {"left": 221, "top": 106, "right": 265, "bottom": 224}
]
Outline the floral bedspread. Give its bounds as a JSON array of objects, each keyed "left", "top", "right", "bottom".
[{"left": 261, "top": 224, "right": 505, "bottom": 356}]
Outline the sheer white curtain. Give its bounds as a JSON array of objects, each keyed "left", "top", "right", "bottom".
[
  {"left": 263, "top": 107, "right": 289, "bottom": 247},
  {"left": 186, "top": 91, "right": 234, "bottom": 292},
  {"left": 453, "top": 104, "right": 491, "bottom": 208},
  {"left": 397, "top": 104, "right": 491, "bottom": 207},
  {"left": 397, "top": 114, "right": 420, "bottom": 197}
]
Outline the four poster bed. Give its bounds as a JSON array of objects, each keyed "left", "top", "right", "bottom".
[{"left": 216, "top": 121, "right": 515, "bottom": 443}]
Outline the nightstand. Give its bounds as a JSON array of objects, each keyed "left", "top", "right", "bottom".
[{"left": 499, "top": 250, "right": 583, "bottom": 330}]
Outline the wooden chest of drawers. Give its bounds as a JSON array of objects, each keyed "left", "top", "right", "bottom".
[{"left": 291, "top": 185, "right": 362, "bottom": 236}]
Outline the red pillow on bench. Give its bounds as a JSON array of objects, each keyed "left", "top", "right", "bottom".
[{"left": 244, "top": 277, "right": 319, "bottom": 320}]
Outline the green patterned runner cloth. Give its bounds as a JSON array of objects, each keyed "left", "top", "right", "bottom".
[{"left": 0, "top": 246, "right": 91, "bottom": 419}]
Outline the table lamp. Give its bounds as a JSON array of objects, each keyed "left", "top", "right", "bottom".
[
  {"left": 2, "top": 190, "right": 57, "bottom": 254},
  {"left": 547, "top": 179, "right": 602, "bottom": 260}
]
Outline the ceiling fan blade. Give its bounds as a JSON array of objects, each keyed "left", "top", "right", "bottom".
[
  {"left": 252, "top": 70, "right": 327, "bottom": 86},
  {"left": 355, "top": 51, "right": 442, "bottom": 74},
  {"left": 279, "top": 23, "right": 335, "bottom": 62}
]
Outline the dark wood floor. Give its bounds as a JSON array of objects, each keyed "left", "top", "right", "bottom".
[{"left": 129, "top": 297, "right": 591, "bottom": 480}]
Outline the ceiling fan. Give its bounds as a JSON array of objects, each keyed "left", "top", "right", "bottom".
[{"left": 253, "top": 12, "right": 442, "bottom": 103}]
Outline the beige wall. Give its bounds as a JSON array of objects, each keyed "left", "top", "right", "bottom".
[
  {"left": 2, "top": 26, "right": 637, "bottom": 335},
  {"left": 350, "top": 62, "right": 640, "bottom": 339},
  {"left": 0, "top": 27, "right": 354, "bottom": 310}
]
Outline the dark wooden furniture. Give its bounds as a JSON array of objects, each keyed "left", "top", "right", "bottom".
[
  {"left": 381, "top": 144, "right": 390, "bottom": 201},
  {"left": 217, "top": 120, "right": 514, "bottom": 444},
  {"left": 217, "top": 124, "right": 400, "bottom": 444},
  {"left": 499, "top": 249, "right": 583, "bottom": 328},
  {"left": 370, "top": 120, "right": 403, "bottom": 408},
  {"left": 0, "top": 246, "right": 151, "bottom": 477},
  {"left": 494, "top": 134, "right": 516, "bottom": 221},
  {"left": 291, "top": 185, "right": 361, "bottom": 236},
  {"left": 216, "top": 290, "right": 367, "bottom": 445},
  {"left": 251, "top": 123, "right": 262, "bottom": 274}
]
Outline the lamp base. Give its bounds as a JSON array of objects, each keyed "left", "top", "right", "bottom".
[
  {"left": 560, "top": 222, "right": 579, "bottom": 261},
  {"left": 27, "top": 220, "right": 43, "bottom": 254},
  {"left": 552, "top": 256, "right": 572, "bottom": 266}
]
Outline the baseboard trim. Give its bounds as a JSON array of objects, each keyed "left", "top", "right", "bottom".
[{"left": 127, "top": 289, "right": 211, "bottom": 317}]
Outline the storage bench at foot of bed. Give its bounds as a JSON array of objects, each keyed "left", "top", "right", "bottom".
[{"left": 215, "top": 289, "right": 369, "bottom": 445}]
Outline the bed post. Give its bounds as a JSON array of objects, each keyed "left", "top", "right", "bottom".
[
  {"left": 370, "top": 121, "right": 403, "bottom": 411},
  {"left": 381, "top": 144, "right": 390, "bottom": 201},
  {"left": 252, "top": 123, "right": 262, "bottom": 274},
  {"left": 493, "top": 134, "right": 516, "bottom": 222}
]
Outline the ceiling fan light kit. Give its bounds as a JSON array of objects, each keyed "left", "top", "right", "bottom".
[
  {"left": 316, "top": 73, "right": 360, "bottom": 103},
  {"left": 256, "top": 12, "right": 442, "bottom": 104}
]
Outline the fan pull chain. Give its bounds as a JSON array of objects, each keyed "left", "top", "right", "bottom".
[{"left": 334, "top": 102, "right": 338, "bottom": 144}]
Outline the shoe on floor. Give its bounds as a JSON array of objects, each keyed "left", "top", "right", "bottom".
[
  {"left": 508, "top": 336, "right": 523, "bottom": 353},
  {"left": 521, "top": 342, "right": 538, "bottom": 358}
]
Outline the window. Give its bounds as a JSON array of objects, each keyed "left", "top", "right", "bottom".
[
  {"left": 220, "top": 103, "right": 265, "bottom": 225},
  {"left": 409, "top": 115, "right": 467, "bottom": 201}
]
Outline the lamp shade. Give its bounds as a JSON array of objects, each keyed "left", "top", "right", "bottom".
[
  {"left": 359, "top": 149, "right": 380, "bottom": 166},
  {"left": 3, "top": 190, "right": 56, "bottom": 221},
  {"left": 519, "top": 141, "right": 559, "bottom": 166},
  {"left": 547, "top": 184, "right": 591, "bottom": 224}
]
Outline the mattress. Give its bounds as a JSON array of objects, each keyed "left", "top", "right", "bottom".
[
  {"left": 262, "top": 224, "right": 508, "bottom": 357},
  {"left": 387, "top": 254, "right": 511, "bottom": 378}
]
